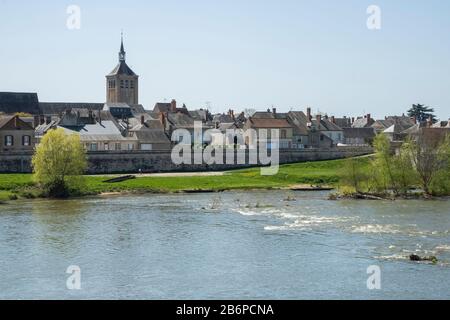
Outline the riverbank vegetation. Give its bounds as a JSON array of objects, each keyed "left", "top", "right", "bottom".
[
  {"left": 0, "top": 157, "right": 362, "bottom": 201},
  {"left": 338, "top": 134, "right": 450, "bottom": 199}
]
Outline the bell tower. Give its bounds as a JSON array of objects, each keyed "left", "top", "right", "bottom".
[{"left": 106, "top": 34, "right": 139, "bottom": 105}]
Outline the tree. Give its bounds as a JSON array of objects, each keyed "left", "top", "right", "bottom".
[
  {"left": 407, "top": 104, "right": 437, "bottom": 123},
  {"left": 244, "top": 108, "right": 256, "bottom": 118},
  {"left": 32, "top": 128, "right": 87, "bottom": 198},
  {"left": 340, "top": 157, "right": 368, "bottom": 194},
  {"left": 402, "top": 133, "right": 450, "bottom": 196},
  {"left": 372, "top": 134, "right": 399, "bottom": 195}
]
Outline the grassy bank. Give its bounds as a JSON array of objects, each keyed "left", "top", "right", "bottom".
[{"left": 0, "top": 157, "right": 371, "bottom": 201}]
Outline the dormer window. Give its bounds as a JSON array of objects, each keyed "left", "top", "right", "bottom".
[{"left": 120, "top": 80, "right": 124, "bottom": 88}]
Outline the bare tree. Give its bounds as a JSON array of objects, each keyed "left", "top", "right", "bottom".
[{"left": 403, "top": 133, "right": 450, "bottom": 195}]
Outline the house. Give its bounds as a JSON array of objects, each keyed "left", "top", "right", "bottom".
[
  {"left": 0, "top": 115, "right": 35, "bottom": 152},
  {"left": 285, "top": 111, "right": 309, "bottom": 149},
  {"left": 342, "top": 128, "right": 376, "bottom": 146},
  {"left": 372, "top": 115, "right": 416, "bottom": 133},
  {"left": 243, "top": 117, "right": 293, "bottom": 149},
  {"left": 124, "top": 114, "right": 172, "bottom": 151},
  {"left": 39, "top": 102, "right": 104, "bottom": 117},
  {"left": 37, "top": 109, "right": 137, "bottom": 151},
  {"left": 382, "top": 118, "right": 416, "bottom": 142},
  {"left": 306, "top": 108, "right": 344, "bottom": 146},
  {"left": 352, "top": 114, "right": 375, "bottom": 128},
  {"left": 0, "top": 92, "right": 41, "bottom": 115},
  {"left": 432, "top": 119, "right": 450, "bottom": 128}
]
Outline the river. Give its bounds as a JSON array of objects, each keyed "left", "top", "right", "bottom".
[{"left": 0, "top": 191, "right": 449, "bottom": 299}]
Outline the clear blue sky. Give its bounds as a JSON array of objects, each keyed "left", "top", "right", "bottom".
[{"left": 1, "top": 0, "right": 449, "bottom": 119}]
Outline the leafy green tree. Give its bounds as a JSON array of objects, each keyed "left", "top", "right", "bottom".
[
  {"left": 32, "top": 128, "right": 87, "bottom": 198},
  {"left": 340, "top": 157, "right": 367, "bottom": 194},
  {"left": 372, "top": 134, "right": 399, "bottom": 195},
  {"left": 407, "top": 104, "right": 437, "bottom": 123}
]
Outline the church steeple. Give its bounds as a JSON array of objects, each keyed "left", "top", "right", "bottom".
[
  {"left": 106, "top": 32, "right": 139, "bottom": 105},
  {"left": 119, "top": 32, "right": 126, "bottom": 62}
]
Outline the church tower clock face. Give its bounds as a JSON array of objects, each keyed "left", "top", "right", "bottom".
[{"left": 106, "top": 34, "right": 139, "bottom": 105}]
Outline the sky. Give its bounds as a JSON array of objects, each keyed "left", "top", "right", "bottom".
[{"left": 1, "top": 0, "right": 449, "bottom": 119}]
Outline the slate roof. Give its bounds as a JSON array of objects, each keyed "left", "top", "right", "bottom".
[
  {"left": 167, "top": 112, "right": 195, "bottom": 129},
  {"left": 334, "top": 117, "right": 352, "bottom": 128},
  {"left": 59, "top": 120, "right": 126, "bottom": 141},
  {"left": 134, "top": 130, "right": 171, "bottom": 144},
  {"left": 343, "top": 127, "right": 376, "bottom": 139},
  {"left": 286, "top": 111, "right": 309, "bottom": 136},
  {"left": 352, "top": 117, "right": 375, "bottom": 128},
  {"left": 153, "top": 103, "right": 171, "bottom": 113},
  {"left": 39, "top": 102, "right": 104, "bottom": 115},
  {"left": 247, "top": 118, "right": 292, "bottom": 129},
  {"left": 107, "top": 61, "right": 138, "bottom": 76},
  {"left": 311, "top": 118, "right": 343, "bottom": 131},
  {"left": 0, "top": 92, "right": 40, "bottom": 115}
]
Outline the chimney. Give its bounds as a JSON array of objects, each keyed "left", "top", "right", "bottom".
[
  {"left": 272, "top": 108, "right": 277, "bottom": 115},
  {"left": 171, "top": 99, "right": 177, "bottom": 113},
  {"left": 351, "top": 117, "right": 355, "bottom": 124},
  {"left": 267, "top": 108, "right": 271, "bottom": 113},
  {"left": 307, "top": 107, "right": 312, "bottom": 122},
  {"left": 141, "top": 115, "right": 145, "bottom": 125},
  {"left": 45, "top": 116, "right": 51, "bottom": 125},
  {"left": 331, "top": 116, "right": 336, "bottom": 124},
  {"left": 159, "top": 112, "right": 167, "bottom": 129},
  {"left": 40, "top": 115, "right": 45, "bottom": 125},
  {"left": 316, "top": 114, "right": 322, "bottom": 124},
  {"left": 367, "top": 114, "right": 371, "bottom": 123},
  {"left": 33, "top": 115, "right": 40, "bottom": 128}
]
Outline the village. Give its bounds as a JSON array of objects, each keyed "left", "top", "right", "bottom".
[{"left": 1, "top": 37, "right": 449, "bottom": 173}]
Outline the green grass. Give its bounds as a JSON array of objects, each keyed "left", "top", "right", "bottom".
[{"left": 0, "top": 157, "right": 372, "bottom": 200}]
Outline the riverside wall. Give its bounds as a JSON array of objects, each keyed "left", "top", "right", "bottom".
[{"left": 0, "top": 147, "right": 373, "bottom": 174}]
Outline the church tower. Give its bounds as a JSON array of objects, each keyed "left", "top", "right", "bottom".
[{"left": 106, "top": 34, "right": 139, "bottom": 105}]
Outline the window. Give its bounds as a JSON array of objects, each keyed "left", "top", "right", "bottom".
[
  {"left": 280, "top": 130, "right": 287, "bottom": 139},
  {"left": 90, "top": 143, "right": 98, "bottom": 151},
  {"left": 5, "top": 135, "right": 13, "bottom": 146},
  {"left": 125, "top": 80, "right": 129, "bottom": 88},
  {"left": 120, "top": 80, "right": 124, "bottom": 88},
  {"left": 104, "top": 143, "right": 109, "bottom": 151},
  {"left": 140, "top": 144, "right": 152, "bottom": 151},
  {"left": 108, "top": 80, "right": 116, "bottom": 89},
  {"left": 130, "top": 80, "right": 134, "bottom": 89},
  {"left": 128, "top": 144, "right": 134, "bottom": 151},
  {"left": 22, "top": 135, "right": 31, "bottom": 146},
  {"left": 320, "top": 135, "right": 324, "bottom": 141},
  {"left": 115, "top": 143, "right": 121, "bottom": 151}
]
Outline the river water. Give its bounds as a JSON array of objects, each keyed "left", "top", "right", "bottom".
[{"left": 0, "top": 191, "right": 449, "bottom": 300}]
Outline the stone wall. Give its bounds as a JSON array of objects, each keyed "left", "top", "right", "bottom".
[{"left": 0, "top": 147, "right": 373, "bottom": 174}]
